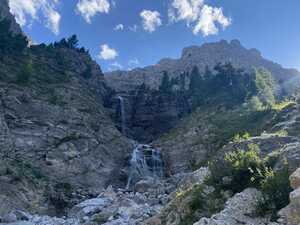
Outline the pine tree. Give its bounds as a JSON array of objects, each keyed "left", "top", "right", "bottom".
[
  {"left": 67, "top": 35, "right": 79, "bottom": 49},
  {"left": 159, "top": 71, "right": 171, "bottom": 93}
]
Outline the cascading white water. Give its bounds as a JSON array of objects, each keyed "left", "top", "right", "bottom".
[
  {"left": 118, "top": 96, "right": 126, "bottom": 135},
  {"left": 126, "top": 144, "right": 164, "bottom": 189}
]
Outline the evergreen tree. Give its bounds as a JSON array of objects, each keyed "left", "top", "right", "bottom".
[
  {"left": 16, "top": 60, "right": 33, "bottom": 84},
  {"left": 67, "top": 35, "right": 79, "bottom": 49},
  {"left": 255, "top": 69, "right": 275, "bottom": 106},
  {"left": 179, "top": 73, "right": 186, "bottom": 91},
  {"left": 189, "top": 66, "right": 202, "bottom": 93},
  {"left": 204, "top": 66, "right": 213, "bottom": 80},
  {"left": 81, "top": 64, "right": 93, "bottom": 79},
  {"left": 247, "top": 96, "right": 263, "bottom": 111},
  {"left": 159, "top": 71, "right": 171, "bottom": 93}
]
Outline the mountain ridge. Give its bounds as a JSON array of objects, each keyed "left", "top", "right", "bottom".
[{"left": 105, "top": 39, "right": 300, "bottom": 94}]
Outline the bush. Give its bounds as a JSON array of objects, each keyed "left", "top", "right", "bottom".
[
  {"left": 255, "top": 69, "right": 275, "bottom": 106},
  {"left": 16, "top": 61, "right": 33, "bottom": 84},
  {"left": 207, "top": 144, "right": 291, "bottom": 220},
  {"left": 48, "top": 182, "right": 73, "bottom": 215},
  {"left": 81, "top": 64, "right": 93, "bottom": 79},
  {"left": 246, "top": 96, "right": 263, "bottom": 111},
  {"left": 257, "top": 163, "right": 292, "bottom": 220},
  {"left": 208, "top": 144, "right": 265, "bottom": 193},
  {"left": 232, "top": 132, "right": 251, "bottom": 142},
  {"left": 178, "top": 184, "right": 227, "bottom": 225}
]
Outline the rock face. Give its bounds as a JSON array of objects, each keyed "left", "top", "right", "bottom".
[
  {"left": 279, "top": 168, "right": 300, "bottom": 225},
  {"left": 105, "top": 40, "right": 300, "bottom": 93},
  {"left": 0, "top": 0, "right": 22, "bottom": 34},
  {"left": 112, "top": 88, "right": 190, "bottom": 143},
  {"left": 0, "top": 43, "right": 132, "bottom": 215}
]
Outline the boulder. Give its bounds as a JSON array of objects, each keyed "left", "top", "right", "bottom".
[
  {"left": 193, "top": 188, "right": 276, "bottom": 225},
  {"left": 135, "top": 179, "right": 154, "bottom": 193},
  {"left": 69, "top": 197, "right": 112, "bottom": 218},
  {"left": 279, "top": 167, "right": 300, "bottom": 225},
  {"left": 2, "top": 213, "right": 17, "bottom": 223},
  {"left": 290, "top": 168, "right": 300, "bottom": 189}
]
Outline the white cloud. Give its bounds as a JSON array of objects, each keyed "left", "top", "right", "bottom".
[
  {"left": 129, "top": 24, "right": 138, "bottom": 32},
  {"left": 193, "top": 5, "right": 231, "bottom": 36},
  {"left": 128, "top": 58, "right": 140, "bottom": 67},
  {"left": 76, "top": 0, "right": 110, "bottom": 24},
  {"left": 45, "top": 7, "right": 61, "bottom": 35},
  {"left": 109, "top": 62, "right": 123, "bottom": 71},
  {"left": 140, "top": 10, "right": 162, "bottom": 33},
  {"left": 114, "top": 24, "right": 124, "bottom": 31},
  {"left": 168, "top": 0, "right": 231, "bottom": 36},
  {"left": 169, "top": 0, "right": 204, "bottom": 23},
  {"left": 9, "top": 0, "right": 61, "bottom": 35},
  {"left": 98, "top": 44, "right": 118, "bottom": 60}
]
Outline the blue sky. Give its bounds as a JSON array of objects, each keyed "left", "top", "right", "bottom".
[{"left": 9, "top": 0, "right": 300, "bottom": 72}]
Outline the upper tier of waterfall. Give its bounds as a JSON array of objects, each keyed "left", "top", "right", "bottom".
[{"left": 117, "top": 96, "right": 126, "bottom": 135}]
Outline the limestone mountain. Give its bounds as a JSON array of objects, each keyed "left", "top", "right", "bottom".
[{"left": 105, "top": 39, "right": 300, "bottom": 93}]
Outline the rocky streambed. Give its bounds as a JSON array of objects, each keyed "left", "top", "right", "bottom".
[
  {"left": 0, "top": 175, "right": 176, "bottom": 225},
  {"left": 2, "top": 165, "right": 300, "bottom": 225}
]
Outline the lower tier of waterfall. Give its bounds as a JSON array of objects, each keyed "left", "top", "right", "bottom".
[{"left": 126, "top": 144, "right": 164, "bottom": 189}]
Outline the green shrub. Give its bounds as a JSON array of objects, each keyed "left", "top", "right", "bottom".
[
  {"left": 16, "top": 61, "right": 33, "bottom": 84},
  {"left": 48, "top": 89, "right": 66, "bottom": 106},
  {"left": 179, "top": 184, "right": 227, "bottom": 225},
  {"left": 207, "top": 144, "right": 291, "bottom": 220},
  {"left": 189, "top": 185, "right": 226, "bottom": 215},
  {"left": 257, "top": 163, "right": 292, "bottom": 220},
  {"left": 81, "top": 64, "right": 93, "bottom": 79},
  {"left": 48, "top": 182, "right": 73, "bottom": 215},
  {"left": 255, "top": 69, "right": 275, "bottom": 106},
  {"left": 246, "top": 96, "right": 263, "bottom": 111},
  {"left": 207, "top": 144, "right": 264, "bottom": 193},
  {"left": 232, "top": 132, "right": 251, "bottom": 142}
]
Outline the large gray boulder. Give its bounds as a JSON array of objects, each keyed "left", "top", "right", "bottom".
[
  {"left": 279, "top": 168, "right": 300, "bottom": 225},
  {"left": 193, "top": 188, "right": 279, "bottom": 225}
]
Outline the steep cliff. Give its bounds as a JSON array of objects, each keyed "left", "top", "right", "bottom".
[{"left": 0, "top": 11, "right": 132, "bottom": 216}]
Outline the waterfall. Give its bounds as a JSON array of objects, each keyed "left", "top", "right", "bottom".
[
  {"left": 126, "top": 144, "right": 164, "bottom": 189},
  {"left": 118, "top": 96, "right": 126, "bottom": 135}
]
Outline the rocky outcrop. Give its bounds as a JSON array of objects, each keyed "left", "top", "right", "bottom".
[
  {"left": 105, "top": 40, "right": 300, "bottom": 93},
  {"left": 111, "top": 86, "right": 190, "bottom": 142},
  {"left": 279, "top": 168, "right": 300, "bottom": 225},
  {"left": 0, "top": 0, "right": 22, "bottom": 34},
  {"left": 0, "top": 44, "right": 133, "bottom": 215}
]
